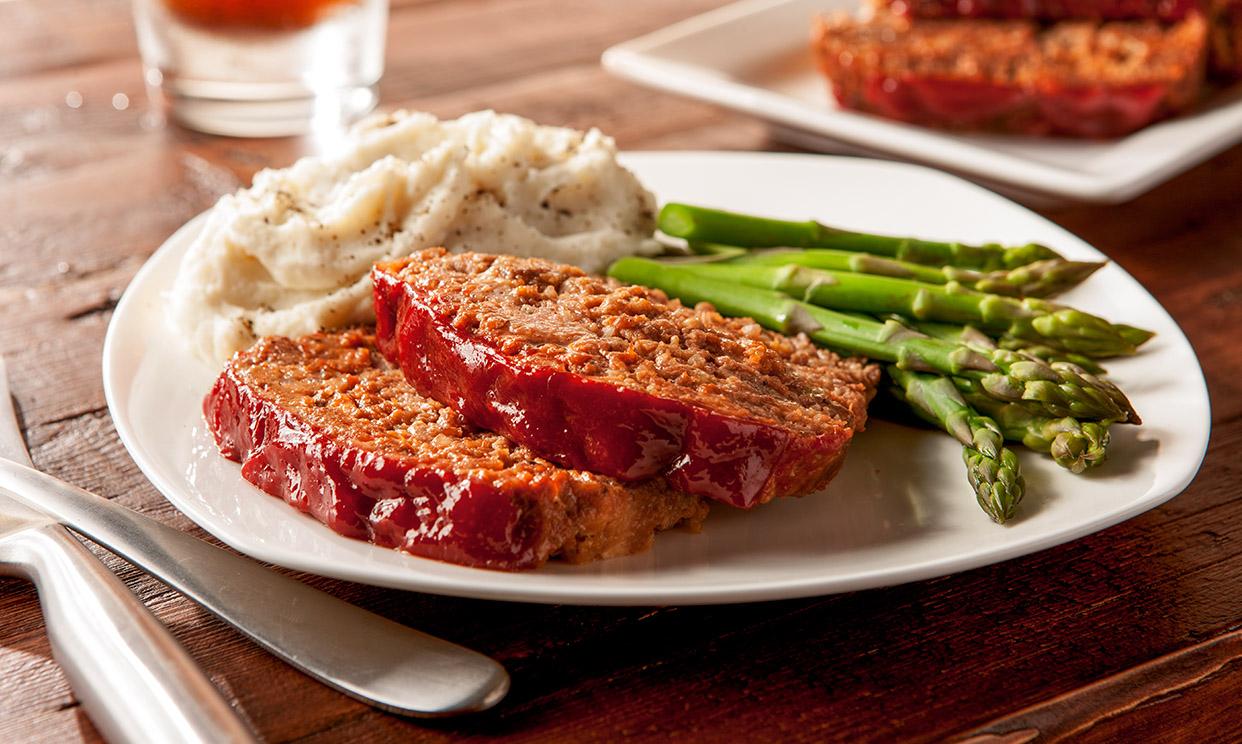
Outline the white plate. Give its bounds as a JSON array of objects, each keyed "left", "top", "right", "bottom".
[
  {"left": 102, "top": 152, "right": 1210, "bottom": 606},
  {"left": 602, "top": 0, "right": 1242, "bottom": 204}
]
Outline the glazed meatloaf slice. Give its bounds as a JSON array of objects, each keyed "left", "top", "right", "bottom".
[
  {"left": 873, "top": 0, "right": 1202, "bottom": 21},
  {"left": 874, "top": 0, "right": 1242, "bottom": 79},
  {"left": 204, "top": 328, "right": 708, "bottom": 571},
  {"left": 810, "top": 12, "right": 1208, "bottom": 137},
  {"left": 372, "top": 249, "right": 879, "bottom": 510}
]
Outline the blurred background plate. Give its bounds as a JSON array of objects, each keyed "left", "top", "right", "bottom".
[{"left": 602, "top": 0, "right": 1242, "bottom": 205}]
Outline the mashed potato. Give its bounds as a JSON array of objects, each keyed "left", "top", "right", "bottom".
[{"left": 168, "top": 109, "right": 660, "bottom": 366}]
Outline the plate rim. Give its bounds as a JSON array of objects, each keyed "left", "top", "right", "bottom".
[{"left": 102, "top": 150, "right": 1212, "bottom": 605}]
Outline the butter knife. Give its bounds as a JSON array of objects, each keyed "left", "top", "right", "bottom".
[{"left": 0, "top": 358, "right": 509, "bottom": 718}]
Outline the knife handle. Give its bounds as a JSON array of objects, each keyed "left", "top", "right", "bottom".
[
  {"left": 0, "top": 459, "right": 509, "bottom": 718},
  {"left": 0, "top": 522, "right": 257, "bottom": 744}
]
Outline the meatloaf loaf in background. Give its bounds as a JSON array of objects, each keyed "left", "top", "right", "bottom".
[
  {"left": 811, "top": 11, "right": 1208, "bottom": 137},
  {"left": 204, "top": 329, "right": 708, "bottom": 571},
  {"left": 873, "top": 0, "right": 1242, "bottom": 79},
  {"left": 875, "top": 0, "right": 1202, "bottom": 21},
  {"left": 373, "top": 249, "right": 879, "bottom": 511}
]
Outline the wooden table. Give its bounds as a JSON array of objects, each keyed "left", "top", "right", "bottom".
[{"left": 3, "top": 1, "right": 1241, "bottom": 741}]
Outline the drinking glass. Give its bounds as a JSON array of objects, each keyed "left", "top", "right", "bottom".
[{"left": 132, "top": 0, "right": 389, "bottom": 137}]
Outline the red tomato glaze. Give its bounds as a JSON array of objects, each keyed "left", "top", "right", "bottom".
[
  {"left": 372, "top": 268, "right": 853, "bottom": 510},
  {"left": 204, "top": 366, "right": 550, "bottom": 570},
  {"left": 851, "top": 73, "right": 1172, "bottom": 137}
]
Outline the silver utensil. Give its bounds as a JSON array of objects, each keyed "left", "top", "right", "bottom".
[
  {"left": 0, "top": 370, "right": 258, "bottom": 742},
  {"left": 0, "top": 509, "right": 260, "bottom": 743},
  {"left": 0, "top": 358, "right": 509, "bottom": 718}
]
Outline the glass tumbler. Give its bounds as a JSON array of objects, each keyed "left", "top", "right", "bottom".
[{"left": 133, "top": 0, "right": 389, "bottom": 137}]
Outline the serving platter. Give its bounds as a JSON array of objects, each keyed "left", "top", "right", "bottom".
[
  {"left": 601, "top": 0, "right": 1242, "bottom": 204},
  {"left": 102, "top": 151, "right": 1210, "bottom": 606}
]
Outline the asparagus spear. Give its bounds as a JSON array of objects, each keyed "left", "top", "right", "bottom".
[
  {"left": 717, "top": 246, "right": 1104, "bottom": 299},
  {"left": 884, "top": 313, "right": 1127, "bottom": 428},
  {"left": 888, "top": 367, "right": 1025, "bottom": 523},
  {"left": 993, "top": 339, "right": 1107, "bottom": 376},
  {"left": 961, "top": 392, "right": 1110, "bottom": 474},
  {"left": 658, "top": 203, "right": 1062, "bottom": 271},
  {"left": 607, "top": 257, "right": 1140, "bottom": 425},
  {"left": 915, "top": 316, "right": 1154, "bottom": 370},
  {"left": 956, "top": 352, "right": 1135, "bottom": 423},
  {"left": 686, "top": 242, "right": 748, "bottom": 258},
  {"left": 899, "top": 318, "right": 1109, "bottom": 375},
  {"left": 911, "top": 316, "right": 1136, "bottom": 376},
  {"left": 660, "top": 261, "right": 1143, "bottom": 358}
]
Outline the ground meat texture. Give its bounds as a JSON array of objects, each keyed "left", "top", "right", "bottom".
[
  {"left": 203, "top": 329, "right": 708, "bottom": 571},
  {"left": 811, "top": 11, "right": 1208, "bottom": 138},
  {"left": 874, "top": 0, "right": 1242, "bottom": 80},
  {"left": 878, "top": 0, "right": 1202, "bottom": 22},
  {"left": 373, "top": 249, "right": 880, "bottom": 509}
]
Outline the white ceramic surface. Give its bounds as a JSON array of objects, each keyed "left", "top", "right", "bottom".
[
  {"left": 601, "top": 0, "right": 1242, "bottom": 204},
  {"left": 102, "top": 152, "right": 1210, "bottom": 606}
]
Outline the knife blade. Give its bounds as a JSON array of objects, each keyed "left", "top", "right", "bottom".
[
  {"left": 0, "top": 358, "right": 509, "bottom": 718},
  {"left": 0, "top": 360, "right": 259, "bottom": 743}
]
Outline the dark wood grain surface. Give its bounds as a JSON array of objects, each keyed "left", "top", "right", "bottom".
[{"left": 3, "top": 1, "right": 1241, "bottom": 741}]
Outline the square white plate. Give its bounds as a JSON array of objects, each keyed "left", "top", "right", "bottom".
[{"left": 602, "top": 0, "right": 1242, "bottom": 204}]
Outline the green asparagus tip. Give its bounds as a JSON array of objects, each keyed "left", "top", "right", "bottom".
[
  {"left": 1057, "top": 260, "right": 1107, "bottom": 284},
  {"left": 1049, "top": 422, "right": 1110, "bottom": 474},
  {"left": 1113, "top": 324, "right": 1157, "bottom": 349},
  {"left": 1001, "top": 242, "right": 1062, "bottom": 270},
  {"left": 1029, "top": 309, "right": 1137, "bottom": 358},
  {"left": 965, "top": 447, "right": 1025, "bottom": 523}
]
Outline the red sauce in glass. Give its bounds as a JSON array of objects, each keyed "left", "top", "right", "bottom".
[{"left": 162, "top": 0, "right": 359, "bottom": 31}]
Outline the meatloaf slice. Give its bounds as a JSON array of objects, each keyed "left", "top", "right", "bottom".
[
  {"left": 372, "top": 249, "right": 879, "bottom": 510},
  {"left": 874, "top": 0, "right": 1203, "bottom": 22},
  {"left": 810, "top": 12, "right": 1208, "bottom": 138},
  {"left": 204, "top": 328, "right": 708, "bottom": 571},
  {"left": 874, "top": 0, "right": 1241, "bottom": 80}
]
